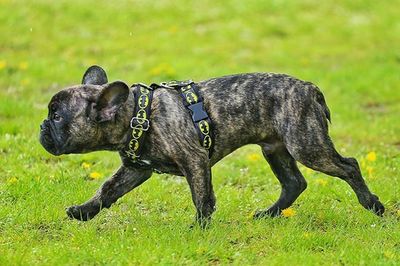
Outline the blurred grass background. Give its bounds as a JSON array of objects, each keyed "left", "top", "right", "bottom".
[{"left": 0, "top": 0, "right": 399, "bottom": 265}]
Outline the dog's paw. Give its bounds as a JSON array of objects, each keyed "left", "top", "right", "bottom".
[
  {"left": 253, "top": 208, "right": 281, "bottom": 219},
  {"left": 189, "top": 216, "right": 212, "bottom": 230},
  {"left": 366, "top": 195, "right": 385, "bottom": 217},
  {"left": 66, "top": 205, "right": 98, "bottom": 221}
]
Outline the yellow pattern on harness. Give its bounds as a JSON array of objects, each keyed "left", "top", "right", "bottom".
[
  {"left": 125, "top": 85, "right": 153, "bottom": 161},
  {"left": 179, "top": 83, "right": 213, "bottom": 155}
]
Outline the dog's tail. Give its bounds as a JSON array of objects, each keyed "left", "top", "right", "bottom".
[{"left": 311, "top": 84, "right": 331, "bottom": 123}]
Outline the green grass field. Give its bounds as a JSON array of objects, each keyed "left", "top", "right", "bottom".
[{"left": 1, "top": 0, "right": 399, "bottom": 265}]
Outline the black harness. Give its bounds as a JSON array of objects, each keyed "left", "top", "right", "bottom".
[
  {"left": 123, "top": 83, "right": 154, "bottom": 162},
  {"left": 123, "top": 81, "right": 213, "bottom": 164}
]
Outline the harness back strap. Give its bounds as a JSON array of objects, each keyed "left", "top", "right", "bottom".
[
  {"left": 123, "top": 84, "right": 154, "bottom": 162},
  {"left": 178, "top": 82, "right": 213, "bottom": 157}
]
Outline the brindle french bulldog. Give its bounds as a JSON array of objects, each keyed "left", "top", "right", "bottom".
[{"left": 39, "top": 65, "right": 384, "bottom": 227}]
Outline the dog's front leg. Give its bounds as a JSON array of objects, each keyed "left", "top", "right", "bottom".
[
  {"left": 180, "top": 161, "right": 216, "bottom": 228},
  {"left": 66, "top": 166, "right": 152, "bottom": 221}
]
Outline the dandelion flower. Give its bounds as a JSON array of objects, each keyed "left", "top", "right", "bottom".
[
  {"left": 247, "top": 153, "right": 261, "bottom": 161},
  {"left": 366, "top": 151, "right": 376, "bottom": 162},
  {"left": 384, "top": 251, "right": 395, "bottom": 259},
  {"left": 0, "top": 60, "right": 6, "bottom": 70},
  {"left": 7, "top": 177, "right": 18, "bottom": 184},
  {"left": 282, "top": 208, "right": 295, "bottom": 217},
  {"left": 81, "top": 162, "right": 91, "bottom": 169},
  {"left": 89, "top": 172, "right": 102, "bottom": 180}
]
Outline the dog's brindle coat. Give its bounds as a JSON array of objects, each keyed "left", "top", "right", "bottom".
[{"left": 39, "top": 66, "right": 384, "bottom": 226}]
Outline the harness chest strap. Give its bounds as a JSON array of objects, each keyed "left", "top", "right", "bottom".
[
  {"left": 176, "top": 82, "right": 213, "bottom": 157},
  {"left": 123, "top": 81, "right": 214, "bottom": 164},
  {"left": 123, "top": 84, "right": 154, "bottom": 162}
]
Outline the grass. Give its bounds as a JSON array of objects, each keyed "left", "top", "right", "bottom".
[{"left": 0, "top": 0, "right": 399, "bottom": 265}]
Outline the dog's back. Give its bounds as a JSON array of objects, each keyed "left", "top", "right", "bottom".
[{"left": 196, "top": 73, "right": 330, "bottom": 161}]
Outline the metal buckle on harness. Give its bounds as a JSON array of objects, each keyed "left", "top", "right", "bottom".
[
  {"left": 160, "top": 80, "right": 194, "bottom": 89},
  {"left": 130, "top": 117, "right": 150, "bottom": 131},
  {"left": 131, "top": 82, "right": 152, "bottom": 89},
  {"left": 125, "top": 150, "right": 140, "bottom": 160},
  {"left": 188, "top": 102, "right": 209, "bottom": 122},
  {"left": 158, "top": 82, "right": 174, "bottom": 89}
]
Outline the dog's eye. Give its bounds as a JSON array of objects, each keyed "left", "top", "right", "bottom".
[{"left": 52, "top": 113, "right": 62, "bottom": 122}]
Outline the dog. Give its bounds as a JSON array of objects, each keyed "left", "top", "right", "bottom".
[{"left": 39, "top": 65, "right": 384, "bottom": 227}]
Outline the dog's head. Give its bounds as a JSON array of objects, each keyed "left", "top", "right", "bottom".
[{"left": 39, "top": 66, "right": 131, "bottom": 155}]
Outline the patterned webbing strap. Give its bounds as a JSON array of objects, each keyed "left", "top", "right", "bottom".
[
  {"left": 178, "top": 82, "right": 213, "bottom": 157},
  {"left": 124, "top": 84, "right": 154, "bottom": 162}
]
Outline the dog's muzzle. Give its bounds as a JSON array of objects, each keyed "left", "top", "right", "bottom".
[{"left": 39, "top": 119, "right": 60, "bottom": 155}]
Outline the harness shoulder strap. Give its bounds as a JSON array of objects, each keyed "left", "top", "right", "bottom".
[
  {"left": 178, "top": 82, "right": 214, "bottom": 157},
  {"left": 123, "top": 84, "right": 154, "bottom": 162}
]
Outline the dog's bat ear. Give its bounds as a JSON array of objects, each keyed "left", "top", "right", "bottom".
[
  {"left": 82, "top": 65, "right": 108, "bottom": 85},
  {"left": 95, "top": 81, "right": 129, "bottom": 122}
]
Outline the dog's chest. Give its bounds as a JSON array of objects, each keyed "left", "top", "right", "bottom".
[{"left": 131, "top": 158, "right": 184, "bottom": 176}]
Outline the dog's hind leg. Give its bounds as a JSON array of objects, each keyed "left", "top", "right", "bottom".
[
  {"left": 281, "top": 97, "right": 384, "bottom": 216},
  {"left": 288, "top": 140, "right": 385, "bottom": 216},
  {"left": 254, "top": 144, "right": 307, "bottom": 218}
]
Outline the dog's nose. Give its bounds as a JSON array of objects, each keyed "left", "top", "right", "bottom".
[{"left": 40, "top": 120, "right": 48, "bottom": 131}]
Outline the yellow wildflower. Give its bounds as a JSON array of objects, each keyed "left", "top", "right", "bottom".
[
  {"left": 396, "top": 210, "right": 400, "bottom": 217},
  {"left": 282, "top": 208, "right": 296, "bottom": 217},
  {"left": 7, "top": 177, "right": 18, "bottom": 184},
  {"left": 303, "top": 232, "right": 311, "bottom": 238},
  {"left": 384, "top": 251, "right": 395, "bottom": 259},
  {"left": 247, "top": 153, "right": 261, "bottom": 161},
  {"left": 248, "top": 212, "right": 255, "bottom": 219},
  {"left": 315, "top": 178, "right": 328, "bottom": 186},
  {"left": 0, "top": 60, "right": 6, "bottom": 70},
  {"left": 81, "top": 162, "right": 91, "bottom": 169},
  {"left": 18, "top": 61, "right": 28, "bottom": 70},
  {"left": 366, "top": 151, "right": 376, "bottom": 162},
  {"left": 89, "top": 172, "right": 102, "bottom": 180}
]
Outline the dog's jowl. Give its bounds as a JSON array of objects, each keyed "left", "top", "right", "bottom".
[{"left": 39, "top": 65, "right": 385, "bottom": 227}]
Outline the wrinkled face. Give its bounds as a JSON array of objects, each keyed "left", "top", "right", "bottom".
[
  {"left": 40, "top": 86, "right": 100, "bottom": 155},
  {"left": 39, "top": 65, "right": 130, "bottom": 155}
]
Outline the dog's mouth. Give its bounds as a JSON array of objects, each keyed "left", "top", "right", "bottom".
[
  {"left": 39, "top": 121, "right": 69, "bottom": 156},
  {"left": 40, "top": 131, "right": 62, "bottom": 155}
]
